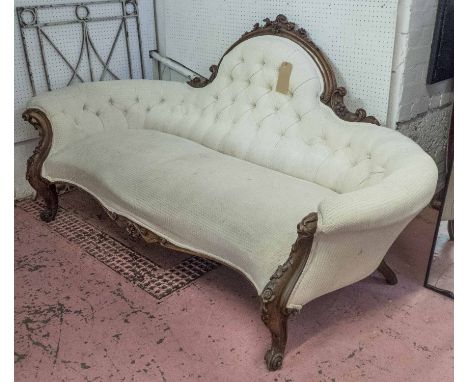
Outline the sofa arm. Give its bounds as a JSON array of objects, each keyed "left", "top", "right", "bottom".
[
  {"left": 317, "top": 153, "right": 438, "bottom": 234},
  {"left": 25, "top": 80, "right": 188, "bottom": 156}
]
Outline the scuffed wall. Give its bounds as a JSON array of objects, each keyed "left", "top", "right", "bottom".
[
  {"left": 387, "top": 0, "right": 453, "bottom": 192},
  {"left": 396, "top": 105, "right": 452, "bottom": 191}
]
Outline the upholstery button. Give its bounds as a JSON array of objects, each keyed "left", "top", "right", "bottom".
[
  {"left": 135, "top": 97, "right": 139, "bottom": 102},
  {"left": 109, "top": 98, "right": 113, "bottom": 104},
  {"left": 160, "top": 98, "right": 165, "bottom": 103},
  {"left": 146, "top": 106, "right": 152, "bottom": 112},
  {"left": 214, "top": 95, "right": 219, "bottom": 100},
  {"left": 96, "top": 111, "right": 101, "bottom": 116},
  {"left": 83, "top": 104, "right": 87, "bottom": 110}
]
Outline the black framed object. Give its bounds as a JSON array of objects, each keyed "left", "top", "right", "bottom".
[
  {"left": 427, "top": 0, "right": 454, "bottom": 84},
  {"left": 424, "top": 111, "right": 454, "bottom": 299}
]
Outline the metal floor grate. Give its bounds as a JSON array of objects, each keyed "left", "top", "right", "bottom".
[{"left": 16, "top": 198, "right": 218, "bottom": 300}]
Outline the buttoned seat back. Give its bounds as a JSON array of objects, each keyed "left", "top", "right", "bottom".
[
  {"left": 143, "top": 35, "right": 418, "bottom": 194},
  {"left": 34, "top": 35, "right": 423, "bottom": 195}
]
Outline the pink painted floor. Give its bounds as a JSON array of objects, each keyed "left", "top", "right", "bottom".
[{"left": 15, "top": 191, "right": 453, "bottom": 381}]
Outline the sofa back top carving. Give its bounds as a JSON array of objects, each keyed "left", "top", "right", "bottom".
[{"left": 31, "top": 18, "right": 428, "bottom": 195}]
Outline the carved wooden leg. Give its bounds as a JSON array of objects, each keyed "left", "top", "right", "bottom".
[
  {"left": 36, "top": 182, "right": 58, "bottom": 222},
  {"left": 261, "top": 213, "right": 318, "bottom": 371},
  {"left": 23, "top": 109, "right": 58, "bottom": 222},
  {"left": 262, "top": 306, "right": 288, "bottom": 371},
  {"left": 377, "top": 260, "right": 398, "bottom": 285}
]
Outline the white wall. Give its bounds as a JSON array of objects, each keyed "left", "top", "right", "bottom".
[
  {"left": 388, "top": 0, "right": 453, "bottom": 127},
  {"left": 161, "top": 0, "right": 399, "bottom": 125},
  {"left": 387, "top": 0, "right": 453, "bottom": 190}
]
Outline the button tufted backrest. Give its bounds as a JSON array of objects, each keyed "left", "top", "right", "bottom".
[
  {"left": 141, "top": 35, "right": 420, "bottom": 194},
  {"left": 32, "top": 35, "right": 424, "bottom": 195}
]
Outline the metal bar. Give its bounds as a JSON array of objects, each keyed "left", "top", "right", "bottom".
[
  {"left": 20, "top": 14, "right": 138, "bottom": 29},
  {"left": 121, "top": 1, "right": 133, "bottom": 79},
  {"left": 23, "top": 0, "right": 122, "bottom": 10},
  {"left": 17, "top": 0, "right": 144, "bottom": 92},
  {"left": 83, "top": 24, "right": 94, "bottom": 81},
  {"left": 86, "top": 29, "right": 120, "bottom": 80},
  {"left": 16, "top": 8, "right": 36, "bottom": 95},
  {"left": 39, "top": 28, "right": 86, "bottom": 83},
  {"left": 149, "top": 50, "right": 199, "bottom": 79},
  {"left": 36, "top": 27, "right": 51, "bottom": 91},
  {"left": 134, "top": 3, "right": 146, "bottom": 79},
  {"left": 152, "top": 0, "right": 161, "bottom": 79},
  {"left": 99, "top": 19, "right": 124, "bottom": 81}
]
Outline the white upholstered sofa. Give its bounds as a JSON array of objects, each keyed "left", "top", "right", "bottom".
[{"left": 24, "top": 15, "right": 437, "bottom": 370}]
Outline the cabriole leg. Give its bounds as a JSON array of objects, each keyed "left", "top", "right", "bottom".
[
  {"left": 260, "top": 213, "right": 318, "bottom": 371},
  {"left": 377, "top": 260, "right": 398, "bottom": 285},
  {"left": 36, "top": 182, "right": 58, "bottom": 222},
  {"left": 262, "top": 306, "right": 289, "bottom": 371},
  {"left": 23, "top": 109, "right": 58, "bottom": 222}
]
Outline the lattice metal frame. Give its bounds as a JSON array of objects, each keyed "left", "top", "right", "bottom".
[{"left": 16, "top": 0, "right": 145, "bottom": 96}]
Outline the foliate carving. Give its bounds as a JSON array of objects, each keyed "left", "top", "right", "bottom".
[
  {"left": 246, "top": 14, "right": 318, "bottom": 49},
  {"left": 329, "top": 87, "right": 380, "bottom": 125},
  {"left": 261, "top": 212, "right": 318, "bottom": 314},
  {"left": 23, "top": 109, "right": 58, "bottom": 222},
  {"left": 125, "top": 221, "right": 141, "bottom": 240},
  {"left": 124, "top": 219, "right": 169, "bottom": 245},
  {"left": 261, "top": 212, "right": 318, "bottom": 371},
  {"left": 187, "top": 14, "right": 380, "bottom": 126},
  {"left": 187, "top": 64, "right": 218, "bottom": 88}
]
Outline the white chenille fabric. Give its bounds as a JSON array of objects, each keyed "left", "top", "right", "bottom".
[{"left": 28, "top": 35, "right": 438, "bottom": 309}]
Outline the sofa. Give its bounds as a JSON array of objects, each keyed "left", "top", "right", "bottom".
[{"left": 24, "top": 15, "right": 437, "bottom": 371}]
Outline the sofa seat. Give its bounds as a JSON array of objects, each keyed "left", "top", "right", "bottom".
[{"left": 43, "top": 129, "right": 337, "bottom": 291}]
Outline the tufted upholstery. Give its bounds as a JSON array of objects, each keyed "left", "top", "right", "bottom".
[{"left": 28, "top": 35, "right": 438, "bottom": 308}]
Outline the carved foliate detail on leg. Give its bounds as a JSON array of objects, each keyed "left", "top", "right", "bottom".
[
  {"left": 23, "top": 108, "right": 58, "bottom": 222},
  {"left": 261, "top": 212, "right": 318, "bottom": 371},
  {"left": 377, "top": 260, "right": 398, "bottom": 285}
]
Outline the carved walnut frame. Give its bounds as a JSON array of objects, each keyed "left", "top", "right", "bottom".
[{"left": 23, "top": 14, "right": 396, "bottom": 371}]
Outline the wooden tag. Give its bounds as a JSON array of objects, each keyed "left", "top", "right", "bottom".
[{"left": 276, "top": 62, "right": 293, "bottom": 95}]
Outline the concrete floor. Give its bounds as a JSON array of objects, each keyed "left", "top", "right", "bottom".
[{"left": 14, "top": 191, "right": 453, "bottom": 381}]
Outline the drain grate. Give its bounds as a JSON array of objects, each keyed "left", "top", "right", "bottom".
[{"left": 16, "top": 198, "right": 218, "bottom": 300}]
